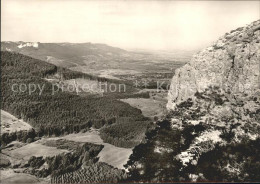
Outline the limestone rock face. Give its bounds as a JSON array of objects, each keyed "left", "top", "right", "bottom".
[{"left": 167, "top": 20, "right": 260, "bottom": 110}]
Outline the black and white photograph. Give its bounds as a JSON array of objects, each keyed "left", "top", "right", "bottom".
[{"left": 1, "top": 0, "right": 260, "bottom": 183}]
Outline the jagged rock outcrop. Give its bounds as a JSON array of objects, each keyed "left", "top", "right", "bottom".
[
  {"left": 166, "top": 20, "right": 260, "bottom": 174},
  {"left": 125, "top": 20, "right": 260, "bottom": 182},
  {"left": 167, "top": 20, "right": 260, "bottom": 110}
]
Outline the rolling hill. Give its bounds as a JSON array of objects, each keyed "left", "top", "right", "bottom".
[{"left": 1, "top": 41, "right": 191, "bottom": 82}]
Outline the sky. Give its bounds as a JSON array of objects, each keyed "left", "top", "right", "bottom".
[{"left": 2, "top": 0, "right": 259, "bottom": 51}]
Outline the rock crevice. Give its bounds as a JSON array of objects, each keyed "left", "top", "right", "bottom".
[{"left": 167, "top": 20, "right": 260, "bottom": 110}]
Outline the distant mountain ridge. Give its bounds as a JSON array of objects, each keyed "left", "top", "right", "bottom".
[
  {"left": 1, "top": 41, "right": 129, "bottom": 68},
  {"left": 1, "top": 41, "right": 193, "bottom": 81}
]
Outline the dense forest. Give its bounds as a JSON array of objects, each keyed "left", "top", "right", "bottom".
[
  {"left": 100, "top": 118, "right": 151, "bottom": 148},
  {"left": 0, "top": 51, "right": 150, "bottom": 146},
  {"left": 51, "top": 163, "right": 128, "bottom": 183}
]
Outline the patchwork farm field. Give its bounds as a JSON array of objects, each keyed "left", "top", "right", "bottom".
[
  {"left": 6, "top": 142, "right": 69, "bottom": 161},
  {"left": 1, "top": 129, "right": 131, "bottom": 184},
  {"left": 0, "top": 44, "right": 194, "bottom": 183},
  {"left": 1, "top": 140, "right": 69, "bottom": 172},
  {"left": 43, "top": 129, "right": 132, "bottom": 169}
]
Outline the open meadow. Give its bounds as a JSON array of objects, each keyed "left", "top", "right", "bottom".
[
  {"left": 120, "top": 97, "right": 167, "bottom": 119},
  {"left": 1, "top": 110, "right": 32, "bottom": 135},
  {"left": 42, "top": 129, "right": 133, "bottom": 169}
]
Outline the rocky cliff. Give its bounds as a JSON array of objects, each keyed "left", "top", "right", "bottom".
[
  {"left": 125, "top": 20, "right": 260, "bottom": 183},
  {"left": 167, "top": 20, "right": 260, "bottom": 110}
]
